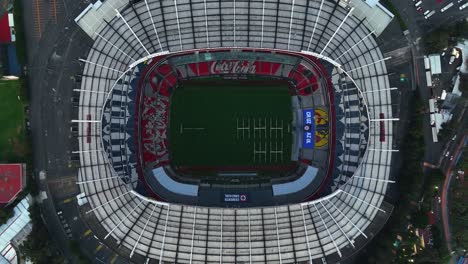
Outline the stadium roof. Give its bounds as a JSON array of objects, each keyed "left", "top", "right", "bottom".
[{"left": 72, "top": 0, "right": 397, "bottom": 262}]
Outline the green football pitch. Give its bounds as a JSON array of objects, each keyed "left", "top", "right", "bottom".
[{"left": 169, "top": 79, "right": 293, "bottom": 169}]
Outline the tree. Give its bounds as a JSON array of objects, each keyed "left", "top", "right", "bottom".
[
  {"left": 19, "top": 205, "right": 64, "bottom": 264},
  {"left": 438, "top": 120, "right": 458, "bottom": 142},
  {"left": 459, "top": 73, "right": 468, "bottom": 94},
  {"left": 450, "top": 175, "right": 468, "bottom": 250},
  {"left": 424, "top": 28, "right": 451, "bottom": 53},
  {"left": 453, "top": 20, "right": 468, "bottom": 42},
  {"left": 423, "top": 20, "right": 468, "bottom": 53},
  {"left": 0, "top": 207, "right": 13, "bottom": 225},
  {"left": 68, "top": 240, "right": 91, "bottom": 264}
]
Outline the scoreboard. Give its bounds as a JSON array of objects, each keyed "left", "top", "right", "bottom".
[{"left": 302, "top": 109, "right": 315, "bottom": 149}]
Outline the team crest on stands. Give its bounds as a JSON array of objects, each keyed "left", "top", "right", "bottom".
[{"left": 314, "top": 108, "right": 329, "bottom": 149}]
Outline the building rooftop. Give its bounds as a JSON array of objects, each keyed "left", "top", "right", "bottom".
[
  {"left": 0, "top": 196, "right": 32, "bottom": 264},
  {"left": 0, "top": 164, "right": 23, "bottom": 206}
]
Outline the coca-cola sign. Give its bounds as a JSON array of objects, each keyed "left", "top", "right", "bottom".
[{"left": 210, "top": 60, "right": 256, "bottom": 74}]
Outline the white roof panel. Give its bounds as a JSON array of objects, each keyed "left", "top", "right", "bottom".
[{"left": 0, "top": 196, "right": 32, "bottom": 256}]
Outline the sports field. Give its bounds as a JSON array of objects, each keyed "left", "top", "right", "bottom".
[
  {"left": 169, "top": 79, "right": 293, "bottom": 170},
  {"left": 0, "top": 80, "right": 27, "bottom": 162}
]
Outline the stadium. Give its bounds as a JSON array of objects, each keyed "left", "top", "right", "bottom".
[{"left": 73, "top": 0, "right": 397, "bottom": 263}]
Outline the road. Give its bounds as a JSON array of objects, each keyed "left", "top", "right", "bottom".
[
  {"left": 389, "top": 0, "right": 468, "bottom": 257},
  {"left": 388, "top": 0, "right": 446, "bottom": 164},
  {"left": 23, "top": 0, "right": 84, "bottom": 261},
  {"left": 440, "top": 132, "right": 466, "bottom": 253},
  {"left": 22, "top": 0, "right": 129, "bottom": 262},
  {"left": 436, "top": 93, "right": 468, "bottom": 254}
]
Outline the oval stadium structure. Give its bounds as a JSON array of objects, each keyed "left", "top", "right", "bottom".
[{"left": 74, "top": 0, "right": 397, "bottom": 263}]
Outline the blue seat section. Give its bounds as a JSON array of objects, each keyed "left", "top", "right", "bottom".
[
  {"left": 272, "top": 166, "right": 318, "bottom": 196},
  {"left": 152, "top": 167, "right": 199, "bottom": 196}
]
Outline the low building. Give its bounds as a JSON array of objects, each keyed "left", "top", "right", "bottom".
[
  {"left": 416, "top": 226, "right": 434, "bottom": 249},
  {"left": 0, "top": 12, "right": 19, "bottom": 76},
  {"left": 0, "top": 196, "right": 32, "bottom": 264},
  {"left": 0, "top": 164, "right": 25, "bottom": 208},
  {"left": 344, "top": 0, "right": 394, "bottom": 36},
  {"left": 429, "top": 54, "right": 442, "bottom": 75}
]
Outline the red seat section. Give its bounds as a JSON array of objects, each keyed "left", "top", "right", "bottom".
[
  {"left": 379, "top": 113, "right": 385, "bottom": 142},
  {"left": 141, "top": 96, "right": 158, "bottom": 163},
  {"left": 198, "top": 62, "right": 211, "bottom": 76},
  {"left": 309, "top": 75, "right": 319, "bottom": 92},
  {"left": 157, "top": 64, "right": 172, "bottom": 76},
  {"left": 148, "top": 63, "right": 179, "bottom": 96},
  {"left": 289, "top": 70, "right": 311, "bottom": 95},
  {"left": 165, "top": 74, "right": 177, "bottom": 87},
  {"left": 271, "top": 63, "right": 281, "bottom": 75},
  {"left": 292, "top": 63, "right": 322, "bottom": 94},
  {"left": 141, "top": 95, "right": 170, "bottom": 166},
  {"left": 188, "top": 63, "right": 199, "bottom": 75},
  {"left": 157, "top": 80, "right": 171, "bottom": 96},
  {"left": 257, "top": 61, "right": 271, "bottom": 75}
]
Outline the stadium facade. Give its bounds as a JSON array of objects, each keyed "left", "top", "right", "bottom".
[{"left": 73, "top": 0, "right": 398, "bottom": 263}]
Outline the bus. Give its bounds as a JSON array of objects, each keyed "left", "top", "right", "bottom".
[
  {"left": 424, "top": 56, "right": 430, "bottom": 70},
  {"left": 426, "top": 71, "right": 433, "bottom": 87}
]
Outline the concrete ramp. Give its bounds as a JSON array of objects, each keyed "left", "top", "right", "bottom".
[{"left": 74, "top": 0, "right": 128, "bottom": 39}]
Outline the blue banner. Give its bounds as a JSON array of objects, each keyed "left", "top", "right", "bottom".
[{"left": 303, "top": 109, "right": 315, "bottom": 149}]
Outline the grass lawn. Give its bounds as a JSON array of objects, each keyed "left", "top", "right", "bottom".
[
  {"left": 0, "top": 80, "right": 27, "bottom": 162},
  {"left": 169, "top": 79, "right": 293, "bottom": 169}
]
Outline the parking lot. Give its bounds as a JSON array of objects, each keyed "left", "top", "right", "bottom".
[{"left": 411, "top": 0, "right": 468, "bottom": 28}]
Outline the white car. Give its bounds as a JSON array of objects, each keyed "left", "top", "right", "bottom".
[
  {"left": 445, "top": 151, "right": 450, "bottom": 157},
  {"left": 450, "top": 155, "right": 454, "bottom": 161},
  {"left": 425, "top": 10, "right": 436, "bottom": 19},
  {"left": 449, "top": 56, "right": 455, "bottom": 64},
  {"left": 452, "top": 135, "right": 457, "bottom": 141}
]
